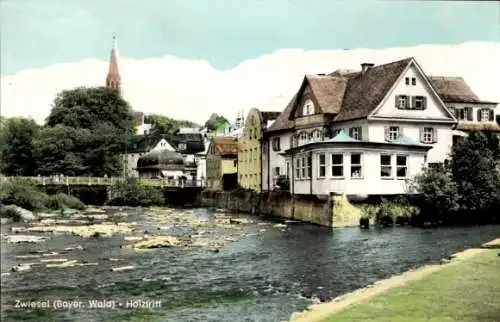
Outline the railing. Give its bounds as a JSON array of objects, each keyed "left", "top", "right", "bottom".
[{"left": 0, "top": 176, "right": 204, "bottom": 188}]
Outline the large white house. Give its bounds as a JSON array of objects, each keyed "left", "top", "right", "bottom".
[{"left": 262, "top": 57, "right": 497, "bottom": 197}]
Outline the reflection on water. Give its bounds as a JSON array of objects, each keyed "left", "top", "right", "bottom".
[{"left": 1, "top": 207, "right": 499, "bottom": 322}]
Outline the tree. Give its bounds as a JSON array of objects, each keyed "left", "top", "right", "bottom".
[
  {"left": 147, "top": 114, "right": 199, "bottom": 135},
  {"left": 450, "top": 131, "right": 500, "bottom": 211},
  {"left": 46, "top": 86, "right": 135, "bottom": 134},
  {"left": 204, "top": 113, "right": 229, "bottom": 131},
  {"left": 408, "top": 164, "right": 459, "bottom": 222},
  {"left": 0, "top": 117, "right": 40, "bottom": 176},
  {"left": 34, "top": 125, "right": 91, "bottom": 176}
]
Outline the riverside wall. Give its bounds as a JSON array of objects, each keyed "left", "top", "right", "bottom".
[{"left": 198, "top": 190, "right": 362, "bottom": 228}]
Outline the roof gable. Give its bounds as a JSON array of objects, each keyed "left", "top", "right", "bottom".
[
  {"left": 265, "top": 94, "right": 297, "bottom": 133},
  {"left": 368, "top": 60, "right": 457, "bottom": 121}
]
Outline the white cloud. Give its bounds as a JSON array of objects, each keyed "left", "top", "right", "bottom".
[{"left": 1, "top": 41, "right": 499, "bottom": 125}]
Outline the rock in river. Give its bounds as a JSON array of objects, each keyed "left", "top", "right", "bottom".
[
  {"left": 129, "top": 236, "right": 183, "bottom": 249},
  {"left": 6, "top": 235, "right": 49, "bottom": 243}
]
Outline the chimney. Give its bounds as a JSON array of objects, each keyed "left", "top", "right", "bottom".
[{"left": 361, "top": 63, "right": 374, "bottom": 74}]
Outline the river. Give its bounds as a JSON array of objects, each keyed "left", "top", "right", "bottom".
[{"left": 1, "top": 207, "right": 499, "bottom": 322}]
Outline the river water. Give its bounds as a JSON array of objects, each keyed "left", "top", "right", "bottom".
[{"left": 1, "top": 207, "right": 499, "bottom": 322}]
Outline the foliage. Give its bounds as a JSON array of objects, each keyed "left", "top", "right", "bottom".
[
  {"left": 107, "top": 179, "right": 165, "bottom": 207},
  {"left": 0, "top": 117, "right": 40, "bottom": 176},
  {"left": 33, "top": 125, "right": 91, "bottom": 175},
  {"left": 0, "top": 180, "right": 50, "bottom": 212},
  {"left": 0, "top": 180, "right": 83, "bottom": 212},
  {"left": 46, "top": 86, "right": 135, "bottom": 134},
  {"left": 147, "top": 114, "right": 199, "bottom": 135},
  {"left": 450, "top": 131, "right": 500, "bottom": 211},
  {"left": 0, "top": 205, "right": 22, "bottom": 222},
  {"left": 408, "top": 165, "right": 460, "bottom": 221},
  {"left": 45, "top": 193, "right": 85, "bottom": 211},
  {"left": 204, "top": 113, "right": 229, "bottom": 131}
]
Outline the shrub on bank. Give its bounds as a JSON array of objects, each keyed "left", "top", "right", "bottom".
[
  {"left": 0, "top": 180, "right": 84, "bottom": 212},
  {"left": 0, "top": 205, "right": 22, "bottom": 222},
  {"left": 0, "top": 180, "right": 50, "bottom": 212},
  {"left": 359, "top": 199, "right": 419, "bottom": 228},
  {"left": 46, "top": 193, "right": 85, "bottom": 211},
  {"left": 107, "top": 179, "right": 165, "bottom": 207}
]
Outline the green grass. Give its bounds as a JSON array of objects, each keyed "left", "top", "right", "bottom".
[{"left": 324, "top": 250, "right": 500, "bottom": 322}]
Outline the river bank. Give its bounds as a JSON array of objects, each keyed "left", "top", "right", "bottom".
[
  {"left": 289, "top": 238, "right": 500, "bottom": 322},
  {"left": 2, "top": 204, "right": 500, "bottom": 321}
]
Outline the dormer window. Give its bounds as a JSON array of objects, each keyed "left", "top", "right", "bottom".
[
  {"left": 302, "top": 99, "right": 315, "bottom": 116},
  {"left": 478, "top": 108, "right": 494, "bottom": 122}
]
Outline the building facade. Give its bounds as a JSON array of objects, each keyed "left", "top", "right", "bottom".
[
  {"left": 206, "top": 136, "right": 238, "bottom": 190},
  {"left": 238, "top": 108, "right": 280, "bottom": 191},
  {"left": 263, "top": 57, "right": 470, "bottom": 196}
]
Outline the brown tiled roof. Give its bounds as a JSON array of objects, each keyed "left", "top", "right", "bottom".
[
  {"left": 307, "top": 75, "right": 348, "bottom": 114},
  {"left": 428, "top": 76, "right": 481, "bottom": 103},
  {"left": 212, "top": 136, "right": 238, "bottom": 157},
  {"left": 265, "top": 94, "right": 298, "bottom": 133},
  {"left": 260, "top": 111, "right": 281, "bottom": 124},
  {"left": 266, "top": 58, "right": 414, "bottom": 132},
  {"left": 334, "top": 58, "right": 413, "bottom": 121}
]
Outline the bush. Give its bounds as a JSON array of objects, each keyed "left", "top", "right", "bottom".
[
  {"left": 0, "top": 205, "right": 22, "bottom": 222},
  {"left": 107, "top": 180, "right": 165, "bottom": 207},
  {"left": 46, "top": 193, "right": 85, "bottom": 211},
  {"left": 0, "top": 180, "right": 50, "bottom": 212}
]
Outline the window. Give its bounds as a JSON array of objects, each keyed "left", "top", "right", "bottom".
[
  {"left": 421, "top": 127, "right": 436, "bottom": 144},
  {"left": 396, "top": 95, "right": 409, "bottom": 109},
  {"left": 333, "top": 129, "right": 342, "bottom": 136},
  {"left": 454, "top": 107, "right": 472, "bottom": 121},
  {"left": 385, "top": 126, "right": 400, "bottom": 142},
  {"left": 295, "top": 158, "right": 300, "bottom": 179},
  {"left": 273, "top": 167, "right": 280, "bottom": 177},
  {"left": 234, "top": 160, "right": 238, "bottom": 168},
  {"left": 301, "top": 157, "right": 306, "bottom": 179},
  {"left": 306, "top": 155, "right": 312, "bottom": 179},
  {"left": 349, "top": 127, "right": 362, "bottom": 140},
  {"left": 350, "top": 153, "right": 362, "bottom": 178},
  {"left": 272, "top": 137, "right": 281, "bottom": 151},
  {"left": 412, "top": 96, "right": 426, "bottom": 110},
  {"left": 318, "top": 153, "right": 326, "bottom": 177},
  {"left": 411, "top": 77, "right": 416, "bottom": 85},
  {"left": 396, "top": 155, "right": 408, "bottom": 178},
  {"left": 405, "top": 77, "right": 410, "bottom": 85},
  {"left": 331, "top": 154, "right": 344, "bottom": 177},
  {"left": 178, "top": 143, "right": 186, "bottom": 151},
  {"left": 313, "top": 130, "right": 323, "bottom": 141},
  {"left": 380, "top": 154, "right": 392, "bottom": 178},
  {"left": 302, "top": 99, "right": 315, "bottom": 116},
  {"left": 478, "top": 108, "right": 494, "bottom": 122}
]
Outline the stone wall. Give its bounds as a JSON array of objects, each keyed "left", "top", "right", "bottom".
[{"left": 199, "top": 190, "right": 362, "bottom": 228}]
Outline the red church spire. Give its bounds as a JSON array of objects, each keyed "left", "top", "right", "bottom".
[{"left": 106, "top": 34, "right": 122, "bottom": 95}]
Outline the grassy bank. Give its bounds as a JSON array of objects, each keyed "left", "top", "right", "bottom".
[{"left": 322, "top": 248, "right": 500, "bottom": 322}]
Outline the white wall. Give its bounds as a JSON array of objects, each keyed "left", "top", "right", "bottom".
[
  {"left": 367, "top": 121, "right": 453, "bottom": 163},
  {"left": 262, "top": 131, "right": 293, "bottom": 190},
  {"left": 286, "top": 147, "right": 426, "bottom": 196},
  {"left": 374, "top": 64, "right": 453, "bottom": 120}
]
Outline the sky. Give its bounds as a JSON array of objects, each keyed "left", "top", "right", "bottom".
[{"left": 1, "top": 0, "right": 499, "bottom": 124}]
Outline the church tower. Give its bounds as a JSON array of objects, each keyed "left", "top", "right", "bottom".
[{"left": 106, "top": 34, "right": 122, "bottom": 95}]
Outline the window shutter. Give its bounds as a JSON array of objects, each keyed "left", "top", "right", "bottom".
[
  {"left": 405, "top": 95, "right": 410, "bottom": 109},
  {"left": 411, "top": 96, "right": 416, "bottom": 109},
  {"left": 477, "top": 109, "right": 482, "bottom": 122},
  {"left": 348, "top": 128, "right": 353, "bottom": 137},
  {"left": 466, "top": 107, "right": 473, "bottom": 121},
  {"left": 488, "top": 109, "right": 494, "bottom": 121},
  {"left": 395, "top": 95, "right": 399, "bottom": 108},
  {"left": 419, "top": 128, "right": 424, "bottom": 143},
  {"left": 422, "top": 97, "right": 427, "bottom": 110},
  {"left": 453, "top": 107, "right": 459, "bottom": 118},
  {"left": 384, "top": 126, "right": 389, "bottom": 142},
  {"left": 432, "top": 128, "right": 438, "bottom": 143},
  {"left": 358, "top": 127, "right": 363, "bottom": 141}
]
